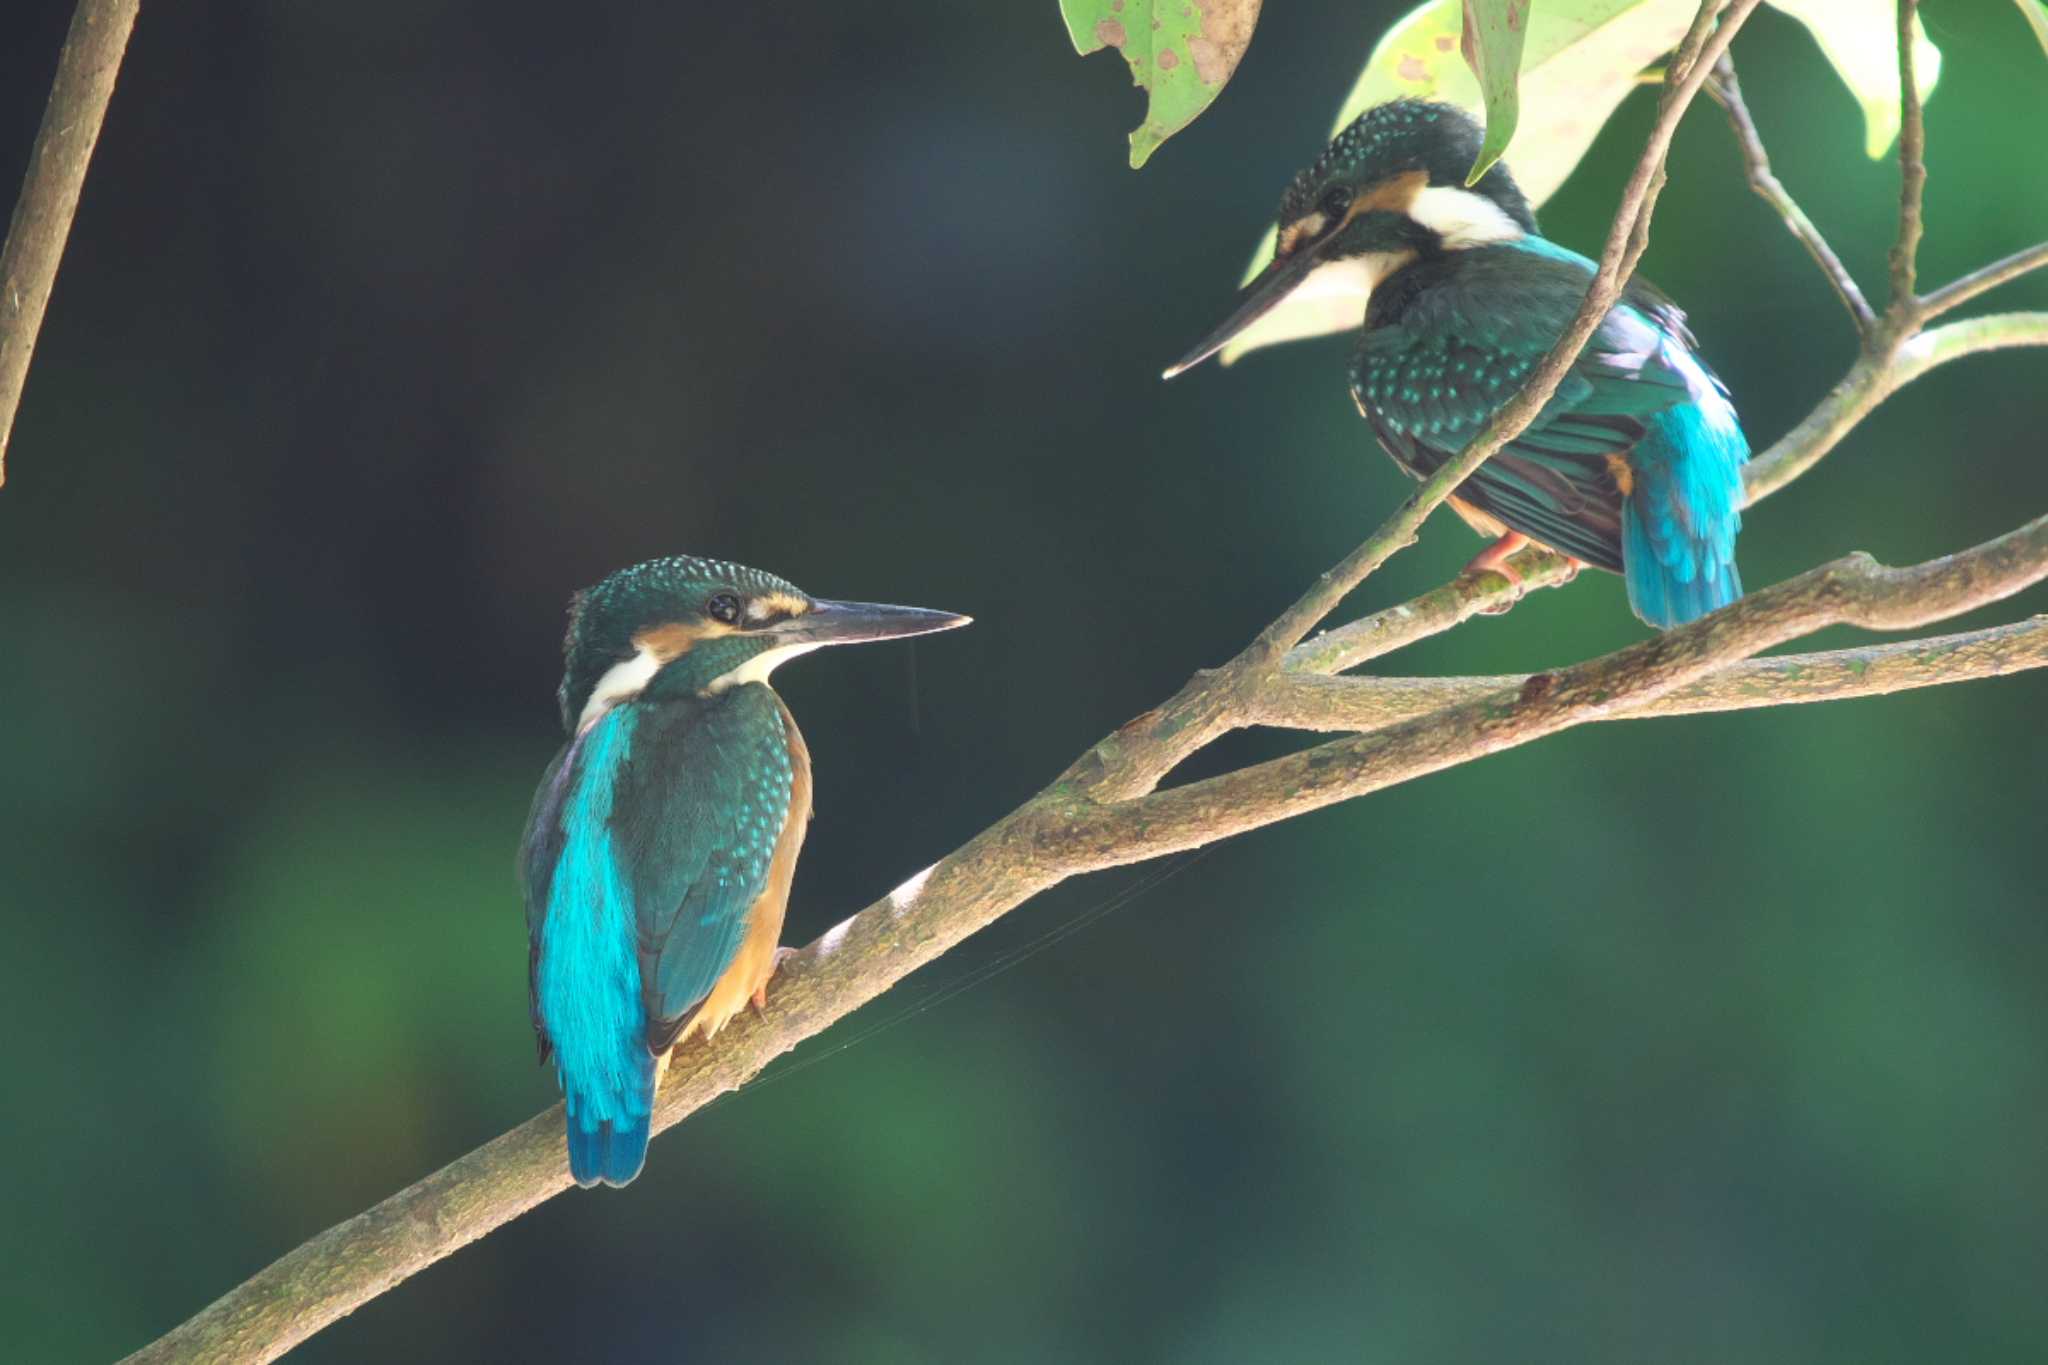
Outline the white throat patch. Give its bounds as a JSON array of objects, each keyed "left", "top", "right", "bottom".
[
  {"left": 705, "top": 641, "right": 822, "bottom": 694},
  {"left": 577, "top": 645, "right": 662, "bottom": 733},
  {"left": 576, "top": 639, "right": 827, "bottom": 730},
  {"left": 1286, "top": 252, "right": 1405, "bottom": 311},
  {"left": 1408, "top": 187, "right": 1524, "bottom": 248},
  {"left": 1269, "top": 250, "right": 1418, "bottom": 331}
]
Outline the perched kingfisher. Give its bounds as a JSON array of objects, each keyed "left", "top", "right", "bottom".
[
  {"left": 520, "top": 556, "right": 969, "bottom": 1187},
  {"left": 1166, "top": 99, "right": 1749, "bottom": 627}
]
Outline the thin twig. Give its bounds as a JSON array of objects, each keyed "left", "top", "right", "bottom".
[
  {"left": 1887, "top": 0, "right": 1927, "bottom": 313},
  {"left": 1284, "top": 546, "right": 1577, "bottom": 676},
  {"left": 1919, "top": 241, "right": 2048, "bottom": 319},
  {"left": 1743, "top": 311, "right": 2048, "bottom": 504},
  {"left": 1252, "top": 617, "right": 2048, "bottom": 731},
  {"left": 1709, "top": 54, "right": 1874, "bottom": 333},
  {"left": 0, "top": 0, "right": 140, "bottom": 487}
]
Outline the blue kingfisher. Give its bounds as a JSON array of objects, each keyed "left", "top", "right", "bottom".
[
  {"left": 1166, "top": 99, "right": 1749, "bottom": 627},
  {"left": 520, "top": 555, "right": 969, "bottom": 1187}
]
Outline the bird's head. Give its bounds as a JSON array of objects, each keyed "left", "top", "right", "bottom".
[
  {"left": 556, "top": 555, "right": 970, "bottom": 733},
  {"left": 1164, "top": 99, "right": 1536, "bottom": 377}
]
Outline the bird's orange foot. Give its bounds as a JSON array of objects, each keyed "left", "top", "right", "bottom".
[
  {"left": 750, "top": 946, "right": 800, "bottom": 1014},
  {"left": 1464, "top": 532, "right": 1531, "bottom": 613}
]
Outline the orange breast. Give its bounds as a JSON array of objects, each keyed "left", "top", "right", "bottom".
[{"left": 669, "top": 702, "right": 814, "bottom": 1049}]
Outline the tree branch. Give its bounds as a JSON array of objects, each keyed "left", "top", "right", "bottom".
[
  {"left": 1061, "top": 515, "right": 2048, "bottom": 864},
  {"left": 1284, "top": 545, "right": 1579, "bottom": 676},
  {"left": 1708, "top": 54, "right": 1874, "bottom": 334},
  {"left": 0, "top": 0, "right": 139, "bottom": 487},
  {"left": 1887, "top": 0, "right": 1927, "bottom": 312},
  {"left": 1251, "top": 616, "right": 2048, "bottom": 731},
  {"left": 1743, "top": 311, "right": 2048, "bottom": 504},
  {"left": 1919, "top": 242, "right": 2048, "bottom": 319}
]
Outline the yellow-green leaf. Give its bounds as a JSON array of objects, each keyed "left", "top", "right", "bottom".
[
  {"left": 2014, "top": 0, "right": 2048, "bottom": 61},
  {"left": 1768, "top": 0, "right": 1941, "bottom": 159},
  {"left": 1460, "top": 0, "right": 1532, "bottom": 186},
  {"left": 1059, "top": 0, "right": 1265, "bottom": 168}
]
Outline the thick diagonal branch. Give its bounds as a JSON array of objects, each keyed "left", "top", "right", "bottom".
[
  {"left": 122, "top": 510, "right": 2048, "bottom": 1365},
  {"left": 0, "top": 0, "right": 139, "bottom": 486}
]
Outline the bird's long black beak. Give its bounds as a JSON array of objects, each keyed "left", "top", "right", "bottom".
[
  {"left": 1161, "top": 238, "right": 1331, "bottom": 380},
  {"left": 768, "top": 599, "right": 972, "bottom": 647}
]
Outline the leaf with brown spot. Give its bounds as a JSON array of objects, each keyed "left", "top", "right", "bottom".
[{"left": 1059, "top": 0, "right": 1265, "bottom": 167}]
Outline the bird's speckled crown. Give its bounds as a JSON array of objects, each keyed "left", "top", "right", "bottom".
[
  {"left": 557, "top": 556, "right": 810, "bottom": 728},
  {"left": 1277, "top": 99, "right": 1535, "bottom": 233}
]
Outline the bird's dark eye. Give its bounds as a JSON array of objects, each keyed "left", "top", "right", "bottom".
[
  {"left": 1318, "top": 185, "right": 1355, "bottom": 219},
  {"left": 707, "top": 593, "right": 742, "bottom": 624}
]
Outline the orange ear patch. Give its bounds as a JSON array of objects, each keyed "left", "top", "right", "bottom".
[
  {"left": 635, "top": 619, "right": 733, "bottom": 661},
  {"left": 1278, "top": 170, "right": 1427, "bottom": 260},
  {"left": 745, "top": 591, "right": 810, "bottom": 623},
  {"left": 1344, "top": 169, "right": 1428, "bottom": 225}
]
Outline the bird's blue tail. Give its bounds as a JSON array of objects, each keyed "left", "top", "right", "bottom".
[
  {"left": 1623, "top": 393, "right": 1749, "bottom": 629},
  {"left": 565, "top": 1063, "right": 655, "bottom": 1188},
  {"left": 538, "top": 706, "right": 658, "bottom": 1188}
]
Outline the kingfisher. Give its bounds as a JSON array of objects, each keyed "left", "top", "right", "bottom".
[
  {"left": 1165, "top": 99, "right": 1749, "bottom": 627},
  {"left": 520, "top": 555, "right": 969, "bottom": 1187}
]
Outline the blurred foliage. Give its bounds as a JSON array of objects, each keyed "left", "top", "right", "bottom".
[{"left": 1, "top": 1, "right": 2045, "bottom": 1361}]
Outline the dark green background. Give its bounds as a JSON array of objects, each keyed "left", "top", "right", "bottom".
[{"left": 3, "top": 3, "right": 2044, "bottom": 1361}]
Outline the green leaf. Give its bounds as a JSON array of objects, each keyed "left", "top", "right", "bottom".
[
  {"left": 2014, "top": 0, "right": 2048, "bottom": 61},
  {"left": 1460, "top": 0, "right": 1531, "bottom": 186},
  {"left": 1768, "top": 0, "right": 1941, "bottom": 159},
  {"left": 1059, "top": 0, "right": 1265, "bottom": 168}
]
